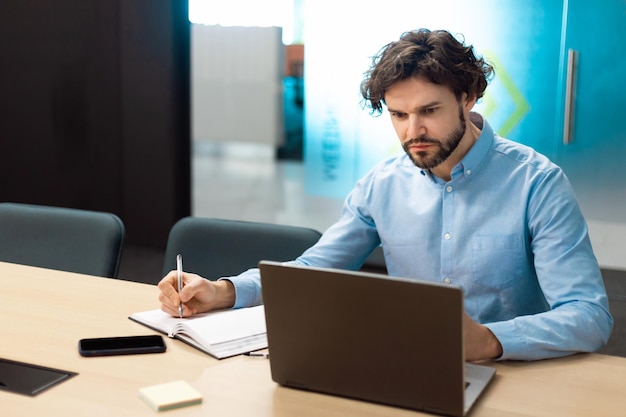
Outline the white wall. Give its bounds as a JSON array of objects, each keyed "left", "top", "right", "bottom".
[
  {"left": 588, "top": 221, "right": 626, "bottom": 271},
  {"left": 191, "top": 24, "right": 283, "bottom": 145}
]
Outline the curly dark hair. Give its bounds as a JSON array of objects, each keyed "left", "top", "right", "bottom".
[{"left": 360, "top": 29, "right": 494, "bottom": 115}]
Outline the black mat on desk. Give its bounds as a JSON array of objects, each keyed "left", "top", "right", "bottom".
[{"left": 0, "top": 358, "right": 77, "bottom": 396}]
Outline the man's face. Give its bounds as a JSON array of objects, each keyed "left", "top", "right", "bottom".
[
  {"left": 401, "top": 106, "right": 466, "bottom": 170},
  {"left": 385, "top": 77, "right": 471, "bottom": 174}
]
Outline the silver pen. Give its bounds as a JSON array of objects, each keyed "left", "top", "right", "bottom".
[{"left": 176, "top": 254, "right": 183, "bottom": 318}]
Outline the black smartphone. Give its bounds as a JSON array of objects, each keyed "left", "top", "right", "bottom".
[{"left": 78, "top": 335, "right": 166, "bottom": 357}]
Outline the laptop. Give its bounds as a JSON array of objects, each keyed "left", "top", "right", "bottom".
[{"left": 259, "top": 261, "right": 496, "bottom": 417}]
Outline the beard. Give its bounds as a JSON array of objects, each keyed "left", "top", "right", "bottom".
[{"left": 402, "top": 107, "right": 466, "bottom": 170}]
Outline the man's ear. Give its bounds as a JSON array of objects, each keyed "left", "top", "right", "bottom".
[{"left": 463, "top": 92, "right": 478, "bottom": 111}]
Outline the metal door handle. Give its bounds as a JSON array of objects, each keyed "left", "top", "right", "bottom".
[{"left": 563, "top": 49, "right": 578, "bottom": 145}]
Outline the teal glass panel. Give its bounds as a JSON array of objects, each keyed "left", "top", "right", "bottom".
[{"left": 555, "top": 0, "right": 626, "bottom": 223}]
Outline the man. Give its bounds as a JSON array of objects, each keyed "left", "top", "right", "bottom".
[{"left": 159, "top": 29, "right": 613, "bottom": 362}]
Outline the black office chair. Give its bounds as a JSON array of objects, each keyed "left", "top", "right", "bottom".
[
  {"left": 0, "top": 202, "right": 125, "bottom": 278},
  {"left": 162, "top": 217, "right": 322, "bottom": 280}
]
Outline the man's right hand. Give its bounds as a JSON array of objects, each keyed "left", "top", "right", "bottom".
[{"left": 157, "top": 271, "right": 236, "bottom": 317}]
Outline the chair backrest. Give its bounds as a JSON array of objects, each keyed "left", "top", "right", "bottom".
[
  {"left": 0, "top": 202, "right": 125, "bottom": 278},
  {"left": 162, "top": 217, "right": 322, "bottom": 280}
]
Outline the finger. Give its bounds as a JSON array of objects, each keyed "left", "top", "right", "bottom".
[
  {"left": 160, "top": 303, "right": 179, "bottom": 317},
  {"left": 178, "top": 273, "right": 205, "bottom": 303},
  {"left": 157, "top": 270, "right": 178, "bottom": 291},
  {"left": 158, "top": 271, "right": 182, "bottom": 306},
  {"left": 158, "top": 289, "right": 176, "bottom": 308}
]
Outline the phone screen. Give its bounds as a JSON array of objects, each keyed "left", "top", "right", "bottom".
[{"left": 78, "top": 335, "right": 166, "bottom": 357}]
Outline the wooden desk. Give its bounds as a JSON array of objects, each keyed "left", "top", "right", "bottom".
[{"left": 2, "top": 261, "right": 626, "bottom": 417}]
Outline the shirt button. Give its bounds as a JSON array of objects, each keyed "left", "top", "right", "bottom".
[
  {"left": 466, "top": 169, "right": 472, "bottom": 175},
  {"left": 444, "top": 233, "right": 451, "bottom": 240},
  {"left": 446, "top": 185, "right": 453, "bottom": 193},
  {"left": 443, "top": 277, "right": 451, "bottom": 284}
]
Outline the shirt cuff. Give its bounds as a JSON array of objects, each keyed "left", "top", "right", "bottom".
[{"left": 218, "top": 268, "right": 262, "bottom": 308}]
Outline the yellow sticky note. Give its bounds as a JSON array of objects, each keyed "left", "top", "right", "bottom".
[{"left": 138, "top": 380, "right": 202, "bottom": 412}]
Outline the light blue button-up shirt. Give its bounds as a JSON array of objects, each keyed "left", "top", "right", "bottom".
[{"left": 227, "top": 113, "right": 613, "bottom": 361}]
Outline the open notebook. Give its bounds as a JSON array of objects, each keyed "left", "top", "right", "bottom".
[
  {"left": 129, "top": 305, "right": 266, "bottom": 359},
  {"left": 259, "top": 261, "right": 496, "bottom": 417}
]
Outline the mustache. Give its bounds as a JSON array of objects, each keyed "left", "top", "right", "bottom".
[{"left": 403, "top": 136, "right": 441, "bottom": 147}]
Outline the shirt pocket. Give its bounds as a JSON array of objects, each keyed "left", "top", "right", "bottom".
[{"left": 471, "top": 234, "right": 525, "bottom": 291}]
